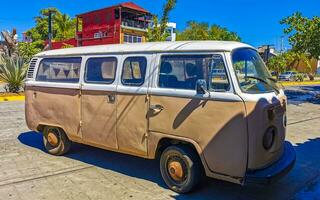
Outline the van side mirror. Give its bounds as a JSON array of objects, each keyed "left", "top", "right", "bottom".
[{"left": 196, "top": 79, "right": 208, "bottom": 95}]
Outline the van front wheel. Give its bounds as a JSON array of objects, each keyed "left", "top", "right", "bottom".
[
  {"left": 160, "top": 145, "right": 203, "bottom": 193},
  {"left": 43, "top": 126, "right": 71, "bottom": 156}
]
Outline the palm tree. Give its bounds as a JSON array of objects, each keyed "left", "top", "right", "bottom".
[
  {"left": 147, "top": 0, "right": 177, "bottom": 41},
  {"left": 0, "top": 55, "right": 27, "bottom": 93},
  {"left": 54, "top": 13, "right": 76, "bottom": 41}
]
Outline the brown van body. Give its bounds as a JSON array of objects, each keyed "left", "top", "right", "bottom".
[
  {"left": 25, "top": 41, "right": 295, "bottom": 185},
  {"left": 25, "top": 86, "right": 287, "bottom": 184}
]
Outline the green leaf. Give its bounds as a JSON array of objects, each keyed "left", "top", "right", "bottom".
[{"left": 0, "top": 55, "right": 27, "bottom": 93}]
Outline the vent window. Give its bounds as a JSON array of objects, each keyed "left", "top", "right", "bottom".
[{"left": 27, "top": 58, "right": 38, "bottom": 79}]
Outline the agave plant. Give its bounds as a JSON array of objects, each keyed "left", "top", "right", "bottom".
[{"left": 0, "top": 55, "right": 27, "bottom": 93}]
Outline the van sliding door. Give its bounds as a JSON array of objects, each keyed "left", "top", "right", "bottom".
[
  {"left": 80, "top": 56, "right": 120, "bottom": 150},
  {"left": 115, "top": 54, "right": 153, "bottom": 156}
]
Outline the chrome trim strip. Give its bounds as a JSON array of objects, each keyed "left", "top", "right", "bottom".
[
  {"left": 25, "top": 81, "right": 80, "bottom": 89},
  {"left": 81, "top": 84, "right": 117, "bottom": 92},
  {"left": 149, "top": 88, "right": 242, "bottom": 102},
  {"left": 117, "top": 85, "right": 148, "bottom": 95}
]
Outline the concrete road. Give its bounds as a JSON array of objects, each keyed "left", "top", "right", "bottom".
[{"left": 0, "top": 89, "right": 319, "bottom": 199}]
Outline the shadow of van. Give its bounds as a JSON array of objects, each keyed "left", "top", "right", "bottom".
[
  {"left": 17, "top": 131, "right": 165, "bottom": 188},
  {"left": 285, "top": 85, "right": 320, "bottom": 105},
  {"left": 17, "top": 134, "right": 320, "bottom": 200}
]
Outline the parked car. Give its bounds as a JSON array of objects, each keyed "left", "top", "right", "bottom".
[
  {"left": 211, "top": 68, "right": 227, "bottom": 79},
  {"left": 278, "top": 71, "right": 298, "bottom": 81},
  {"left": 270, "top": 71, "right": 277, "bottom": 76}
]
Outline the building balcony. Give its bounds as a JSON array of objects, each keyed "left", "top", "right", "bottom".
[{"left": 121, "top": 19, "right": 148, "bottom": 32}]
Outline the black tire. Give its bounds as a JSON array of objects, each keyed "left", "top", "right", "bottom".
[
  {"left": 43, "top": 126, "right": 71, "bottom": 156},
  {"left": 160, "top": 145, "right": 204, "bottom": 193}
]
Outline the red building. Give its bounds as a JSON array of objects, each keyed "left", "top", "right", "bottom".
[{"left": 51, "top": 2, "right": 151, "bottom": 49}]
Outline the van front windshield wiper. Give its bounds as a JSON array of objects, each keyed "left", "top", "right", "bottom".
[
  {"left": 266, "top": 77, "right": 285, "bottom": 89},
  {"left": 245, "top": 76, "right": 280, "bottom": 93},
  {"left": 266, "top": 77, "right": 277, "bottom": 82}
]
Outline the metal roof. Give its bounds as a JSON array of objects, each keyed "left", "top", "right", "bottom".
[
  {"left": 119, "top": 2, "right": 149, "bottom": 13},
  {"left": 77, "top": 2, "right": 149, "bottom": 17},
  {"left": 36, "top": 41, "right": 254, "bottom": 57}
]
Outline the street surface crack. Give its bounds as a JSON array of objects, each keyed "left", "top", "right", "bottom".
[
  {"left": 0, "top": 165, "right": 93, "bottom": 187},
  {"left": 288, "top": 116, "right": 320, "bottom": 126}
]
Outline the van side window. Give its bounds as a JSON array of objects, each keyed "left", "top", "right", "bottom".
[
  {"left": 85, "top": 57, "right": 117, "bottom": 84},
  {"left": 121, "top": 57, "right": 147, "bottom": 86},
  {"left": 209, "top": 55, "right": 230, "bottom": 91},
  {"left": 36, "top": 57, "right": 81, "bottom": 83},
  {"left": 159, "top": 55, "right": 230, "bottom": 91},
  {"left": 159, "top": 55, "right": 209, "bottom": 90}
]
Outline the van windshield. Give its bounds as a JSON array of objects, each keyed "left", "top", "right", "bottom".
[{"left": 232, "top": 48, "right": 280, "bottom": 93}]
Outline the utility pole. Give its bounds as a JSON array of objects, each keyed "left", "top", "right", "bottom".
[
  {"left": 45, "top": 8, "right": 56, "bottom": 50},
  {"left": 48, "top": 10, "right": 53, "bottom": 50},
  {"left": 262, "top": 44, "right": 274, "bottom": 63},
  {"left": 280, "top": 36, "right": 284, "bottom": 53}
]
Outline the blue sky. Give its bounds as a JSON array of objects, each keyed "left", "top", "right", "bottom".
[{"left": 0, "top": 0, "right": 319, "bottom": 49}]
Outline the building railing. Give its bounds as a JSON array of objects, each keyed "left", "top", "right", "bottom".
[{"left": 121, "top": 19, "right": 148, "bottom": 30}]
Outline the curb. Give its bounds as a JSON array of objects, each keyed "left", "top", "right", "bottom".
[
  {"left": 0, "top": 95, "right": 25, "bottom": 102},
  {"left": 281, "top": 81, "right": 320, "bottom": 87}
]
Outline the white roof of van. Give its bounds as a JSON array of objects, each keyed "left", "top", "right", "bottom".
[{"left": 36, "top": 41, "right": 254, "bottom": 57}]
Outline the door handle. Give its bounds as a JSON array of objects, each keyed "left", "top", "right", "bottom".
[
  {"left": 150, "top": 104, "right": 164, "bottom": 113},
  {"left": 107, "top": 94, "right": 116, "bottom": 104}
]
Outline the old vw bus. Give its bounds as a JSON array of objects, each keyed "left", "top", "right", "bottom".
[{"left": 25, "top": 41, "right": 296, "bottom": 193}]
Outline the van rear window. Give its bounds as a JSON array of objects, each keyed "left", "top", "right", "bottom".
[{"left": 36, "top": 57, "right": 82, "bottom": 83}]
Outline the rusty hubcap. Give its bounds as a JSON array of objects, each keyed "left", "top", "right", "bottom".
[
  {"left": 47, "top": 132, "right": 59, "bottom": 146},
  {"left": 168, "top": 161, "right": 184, "bottom": 182}
]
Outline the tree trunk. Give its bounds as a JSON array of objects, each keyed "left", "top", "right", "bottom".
[{"left": 308, "top": 73, "right": 314, "bottom": 81}]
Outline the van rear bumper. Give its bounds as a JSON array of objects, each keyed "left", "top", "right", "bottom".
[{"left": 245, "top": 141, "right": 296, "bottom": 184}]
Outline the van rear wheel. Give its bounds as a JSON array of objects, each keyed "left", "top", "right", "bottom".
[
  {"left": 43, "top": 126, "right": 71, "bottom": 156},
  {"left": 160, "top": 145, "right": 203, "bottom": 193}
]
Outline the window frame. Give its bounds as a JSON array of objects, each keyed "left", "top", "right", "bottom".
[
  {"left": 84, "top": 56, "right": 118, "bottom": 85},
  {"left": 35, "top": 57, "right": 82, "bottom": 83},
  {"left": 94, "top": 32, "right": 102, "bottom": 39},
  {"left": 123, "top": 34, "right": 143, "bottom": 44},
  {"left": 121, "top": 56, "right": 147, "bottom": 87},
  {"left": 124, "top": 34, "right": 129, "bottom": 43},
  {"left": 230, "top": 47, "right": 278, "bottom": 94},
  {"left": 157, "top": 53, "right": 231, "bottom": 92},
  {"left": 208, "top": 54, "right": 231, "bottom": 92}
]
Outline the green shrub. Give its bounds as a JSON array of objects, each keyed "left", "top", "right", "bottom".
[
  {"left": 295, "top": 73, "right": 304, "bottom": 82},
  {"left": 0, "top": 55, "right": 27, "bottom": 93}
]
